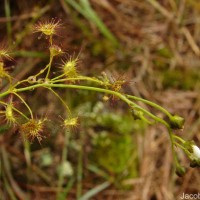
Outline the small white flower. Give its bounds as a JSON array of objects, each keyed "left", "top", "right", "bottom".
[{"left": 192, "top": 145, "right": 200, "bottom": 159}]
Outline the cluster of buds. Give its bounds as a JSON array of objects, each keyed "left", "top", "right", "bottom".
[
  {"left": 0, "top": 18, "right": 199, "bottom": 178},
  {"left": 184, "top": 141, "right": 200, "bottom": 167},
  {"left": 175, "top": 139, "right": 200, "bottom": 177},
  {"left": 0, "top": 19, "right": 81, "bottom": 143}
]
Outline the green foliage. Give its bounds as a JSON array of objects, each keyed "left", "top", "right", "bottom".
[
  {"left": 92, "top": 131, "right": 138, "bottom": 177},
  {"left": 161, "top": 69, "right": 200, "bottom": 90},
  {"left": 156, "top": 46, "right": 173, "bottom": 59}
]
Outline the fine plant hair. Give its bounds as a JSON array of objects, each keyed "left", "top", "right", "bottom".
[{"left": 0, "top": 19, "right": 200, "bottom": 177}]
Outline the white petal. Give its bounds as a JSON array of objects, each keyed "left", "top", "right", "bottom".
[{"left": 192, "top": 145, "right": 200, "bottom": 159}]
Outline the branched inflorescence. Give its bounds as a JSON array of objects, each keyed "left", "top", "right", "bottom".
[{"left": 0, "top": 19, "right": 199, "bottom": 176}]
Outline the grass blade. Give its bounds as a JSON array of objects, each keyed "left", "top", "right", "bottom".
[
  {"left": 64, "top": 0, "right": 119, "bottom": 47},
  {"left": 79, "top": 181, "right": 111, "bottom": 200},
  {"left": 4, "top": 0, "right": 12, "bottom": 44}
]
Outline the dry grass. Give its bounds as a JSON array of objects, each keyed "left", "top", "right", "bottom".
[{"left": 0, "top": 0, "right": 200, "bottom": 199}]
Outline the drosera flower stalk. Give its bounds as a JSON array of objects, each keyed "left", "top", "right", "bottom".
[
  {"left": 46, "top": 44, "right": 63, "bottom": 79},
  {"left": 0, "top": 18, "right": 198, "bottom": 176},
  {"left": 172, "top": 136, "right": 200, "bottom": 170}
]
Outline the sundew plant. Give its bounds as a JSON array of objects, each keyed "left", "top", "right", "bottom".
[{"left": 0, "top": 19, "right": 200, "bottom": 178}]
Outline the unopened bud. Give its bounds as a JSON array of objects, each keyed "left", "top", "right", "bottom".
[
  {"left": 169, "top": 115, "right": 185, "bottom": 129},
  {"left": 190, "top": 159, "right": 200, "bottom": 168},
  {"left": 49, "top": 45, "right": 63, "bottom": 57},
  {"left": 131, "top": 110, "right": 143, "bottom": 120}
]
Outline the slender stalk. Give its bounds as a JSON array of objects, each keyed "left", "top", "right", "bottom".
[
  {"left": 51, "top": 73, "right": 65, "bottom": 81},
  {"left": 51, "top": 76, "right": 107, "bottom": 86},
  {"left": 34, "top": 56, "right": 53, "bottom": 78},
  {"left": 46, "top": 88, "right": 72, "bottom": 117},
  {"left": 173, "top": 135, "right": 185, "bottom": 144},
  {"left": 45, "top": 56, "right": 53, "bottom": 79},
  {"left": 12, "top": 79, "right": 30, "bottom": 88},
  {"left": 168, "top": 129, "right": 179, "bottom": 167},
  {"left": 4, "top": 0, "right": 12, "bottom": 45},
  {"left": 173, "top": 141, "right": 191, "bottom": 158},
  {"left": 126, "top": 94, "right": 173, "bottom": 119},
  {"left": 12, "top": 92, "right": 33, "bottom": 119},
  {"left": 12, "top": 107, "right": 29, "bottom": 120},
  {"left": 0, "top": 83, "right": 170, "bottom": 128}
]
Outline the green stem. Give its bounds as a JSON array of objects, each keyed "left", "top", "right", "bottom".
[
  {"left": 47, "top": 88, "right": 72, "bottom": 117},
  {"left": 12, "top": 79, "right": 30, "bottom": 88},
  {"left": 34, "top": 56, "right": 53, "bottom": 78},
  {"left": 173, "top": 141, "right": 191, "bottom": 158},
  {"left": 126, "top": 94, "right": 173, "bottom": 119},
  {"left": 1, "top": 83, "right": 170, "bottom": 128},
  {"left": 51, "top": 73, "right": 65, "bottom": 81},
  {"left": 45, "top": 56, "right": 53, "bottom": 79},
  {"left": 173, "top": 135, "right": 185, "bottom": 144},
  {"left": 51, "top": 76, "right": 107, "bottom": 86},
  {"left": 168, "top": 129, "right": 179, "bottom": 167},
  {"left": 12, "top": 92, "right": 33, "bottom": 119},
  {"left": 12, "top": 107, "right": 29, "bottom": 120},
  {"left": 50, "top": 77, "right": 172, "bottom": 122}
]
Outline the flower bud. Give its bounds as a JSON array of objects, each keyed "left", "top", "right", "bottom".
[
  {"left": 131, "top": 109, "right": 143, "bottom": 120},
  {"left": 190, "top": 159, "right": 199, "bottom": 168},
  {"left": 27, "top": 76, "right": 36, "bottom": 84},
  {"left": 169, "top": 115, "right": 185, "bottom": 129},
  {"left": 49, "top": 45, "right": 63, "bottom": 57}
]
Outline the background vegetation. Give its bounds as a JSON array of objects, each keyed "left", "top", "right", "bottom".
[{"left": 0, "top": 0, "right": 200, "bottom": 199}]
